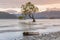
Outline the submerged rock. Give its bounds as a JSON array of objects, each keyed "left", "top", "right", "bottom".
[{"left": 23, "top": 32, "right": 39, "bottom": 36}]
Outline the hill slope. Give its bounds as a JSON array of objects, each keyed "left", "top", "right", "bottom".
[
  {"left": 0, "top": 11, "right": 18, "bottom": 19},
  {"left": 23, "top": 11, "right": 60, "bottom": 19}
]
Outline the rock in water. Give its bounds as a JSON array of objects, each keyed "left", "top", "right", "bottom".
[{"left": 23, "top": 32, "right": 39, "bottom": 36}]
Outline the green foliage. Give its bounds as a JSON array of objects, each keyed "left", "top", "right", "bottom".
[
  {"left": 21, "top": 2, "right": 39, "bottom": 22},
  {"left": 21, "top": 2, "right": 39, "bottom": 15},
  {"left": 18, "top": 16, "right": 24, "bottom": 19}
]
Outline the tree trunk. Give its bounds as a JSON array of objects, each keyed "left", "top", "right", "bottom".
[
  {"left": 33, "top": 18, "right": 35, "bottom": 22},
  {"left": 29, "top": 14, "right": 36, "bottom": 22}
]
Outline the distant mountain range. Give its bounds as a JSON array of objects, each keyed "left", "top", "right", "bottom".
[
  {"left": 0, "top": 10, "right": 60, "bottom": 19},
  {"left": 22, "top": 11, "right": 60, "bottom": 19},
  {"left": 0, "top": 11, "right": 18, "bottom": 19},
  {"left": 5, "top": 10, "right": 21, "bottom": 17}
]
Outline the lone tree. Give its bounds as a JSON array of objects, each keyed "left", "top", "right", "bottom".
[{"left": 21, "top": 2, "right": 39, "bottom": 22}]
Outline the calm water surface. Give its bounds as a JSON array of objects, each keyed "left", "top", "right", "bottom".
[{"left": 0, "top": 19, "right": 60, "bottom": 40}]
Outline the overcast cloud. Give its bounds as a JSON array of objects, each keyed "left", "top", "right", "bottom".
[{"left": 0, "top": 0, "right": 60, "bottom": 8}]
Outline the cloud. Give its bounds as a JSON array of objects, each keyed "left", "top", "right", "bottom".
[
  {"left": 0, "top": 0, "right": 60, "bottom": 8},
  {"left": 0, "top": 0, "right": 19, "bottom": 8},
  {"left": 20, "top": 0, "right": 60, "bottom": 5},
  {"left": 0, "top": 0, "right": 60, "bottom": 12}
]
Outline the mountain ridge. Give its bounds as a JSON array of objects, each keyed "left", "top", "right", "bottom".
[{"left": 0, "top": 11, "right": 18, "bottom": 19}]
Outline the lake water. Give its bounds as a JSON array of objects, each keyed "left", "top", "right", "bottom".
[{"left": 0, "top": 19, "right": 60, "bottom": 40}]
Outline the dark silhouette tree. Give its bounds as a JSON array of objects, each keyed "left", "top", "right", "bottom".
[{"left": 21, "top": 2, "right": 39, "bottom": 22}]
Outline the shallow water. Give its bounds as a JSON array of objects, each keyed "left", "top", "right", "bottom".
[{"left": 0, "top": 19, "right": 60, "bottom": 40}]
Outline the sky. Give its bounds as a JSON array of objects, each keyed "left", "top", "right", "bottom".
[{"left": 0, "top": 0, "right": 60, "bottom": 12}]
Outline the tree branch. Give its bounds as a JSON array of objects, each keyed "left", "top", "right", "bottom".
[
  {"left": 29, "top": 14, "right": 32, "bottom": 18},
  {"left": 29, "top": 14, "right": 35, "bottom": 19}
]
